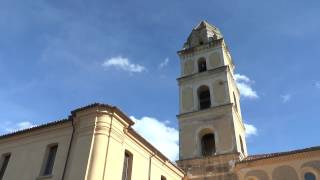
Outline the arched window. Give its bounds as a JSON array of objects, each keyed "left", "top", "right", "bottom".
[
  {"left": 161, "top": 175, "right": 167, "bottom": 180},
  {"left": 240, "top": 136, "right": 245, "bottom": 154},
  {"left": 198, "top": 86, "right": 211, "bottom": 110},
  {"left": 201, "top": 133, "right": 216, "bottom": 156},
  {"left": 198, "top": 58, "right": 207, "bottom": 72},
  {"left": 304, "top": 172, "right": 316, "bottom": 180}
]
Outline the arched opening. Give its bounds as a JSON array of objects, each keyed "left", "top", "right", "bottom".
[
  {"left": 201, "top": 133, "right": 216, "bottom": 156},
  {"left": 198, "top": 58, "right": 207, "bottom": 72},
  {"left": 272, "top": 165, "right": 299, "bottom": 180},
  {"left": 198, "top": 86, "right": 211, "bottom": 110},
  {"left": 304, "top": 172, "right": 316, "bottom": 180},
  {"left": 240, "top": 136, "right": 245, "bottom": 154}
]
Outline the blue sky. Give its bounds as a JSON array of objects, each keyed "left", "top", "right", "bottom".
[{"left": 0, "top": 0, "right": 320, "bottom": 160}]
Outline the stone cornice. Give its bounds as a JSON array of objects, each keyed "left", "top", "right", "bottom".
[
  {"left": 177, "top": 66, "right": 228, "bottom": 84},
  {"left": 177, "top": 39, "right": 223, "bottom": 57},
  {"left": 177, "top": 152, "right": 240, "bottom": 163},
  {"left": 177, "top": 103, "right": 233, "bottom": 119}
]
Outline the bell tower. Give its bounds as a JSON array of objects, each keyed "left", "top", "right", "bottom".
[{"left": 176, "top": 21, "right": 247, "bottom": 179}]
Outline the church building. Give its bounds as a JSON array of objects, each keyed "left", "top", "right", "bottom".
[
  {"left": 0, "top": 21, "right": 319, "bottom": 180},
  {"left": 176, "top": 21, "right": 320, "bottom": 180}
]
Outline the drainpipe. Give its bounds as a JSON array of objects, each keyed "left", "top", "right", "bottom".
[
  {"left": 61, "top": 116, "right": 75, "bottom": 180},
  {"left": 148, "top": 153, "right": 156, "bottom": 180}
]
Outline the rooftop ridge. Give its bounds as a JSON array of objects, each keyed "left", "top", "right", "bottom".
[{"left": 238, "top": 146, "right": 320, "bottom": 163}]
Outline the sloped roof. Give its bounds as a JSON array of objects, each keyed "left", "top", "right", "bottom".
[
  {"left": 0, "top": 118, "right": 70, "bottom": 140},
  {"left": 182, "top": 20, "right": 223, "bottom": 49},
  {"left": 193, "top": 20, "right": 223, "bottom": 38},
  {"left": 238, "top": 146, "right": 320, "bottom": 163},
  {"left": 0, "top": 103, "right": 133, "bottom": 140},
  {"left": 0, "top": 103, "right": 184, "bottom": 174}
]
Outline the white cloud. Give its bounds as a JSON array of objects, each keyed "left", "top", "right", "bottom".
[
  {"left": 1, "top": 121, "right": 35, "bottom": 133},
  {"left": 102, "top": 56, "right": 146, "bottom": 73},
  {"left": 130, "top": 116, "right": 178, "bottom": 161},
  {"left": 244, "top": 123, "right": 258, "bottom": 137},
  {"left": 234, "top": 74, "right": 258, "bottom": 99},
  {"left": 281, "top": 94, "right": 292, "bottom": 103},
  {"left": 159, "top": 58, "right": 169, "bottom": 69}
]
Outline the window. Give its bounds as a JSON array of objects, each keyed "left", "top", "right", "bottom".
[
  {"left": 201, "top": 133, "right": 216, "bottom": 156},
  {"left": 161, "top": 175, "right": 167, "bottom": 180},
  {"left": 198, "top": 58, "right": 207, "bottom": 72},
  {"left": 0, "top": 154, "right": 11, "bottom": 180},
  {"left": 122, "top": 151, "right": 133, "bottom": 180},
  {"left": 233, "top": 92, "right": 238, "bottom": 111},
  {"left": 240, "top": 136, "right": 245, "bottom": 154},
  {"left": 304, "top": 172, "right": 316, "bottom": 180},
  {"left": 41, "top": 144, "right": 58, "bottom": 176},
  {"left": 198, "top": 86, "right": 211, "bottom": 110}
]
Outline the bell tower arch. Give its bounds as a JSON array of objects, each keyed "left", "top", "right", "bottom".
[{"left": 177, "top": 21, "right": 247, "bottom": 179}]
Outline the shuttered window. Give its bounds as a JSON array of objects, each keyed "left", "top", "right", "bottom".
[
  {"left": 42, "top": 144, "right": 58, "bottom": 176},
  {"left": 0, "top": 154, "right": 11, "bottom": 180},
  {"left": 122, "top": 151, "right": 133, "bottom": 180}
]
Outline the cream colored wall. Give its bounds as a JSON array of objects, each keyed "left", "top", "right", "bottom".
[
  {"left": 179, "top": 70, "right": 230, "bottom": 114},
  {"left": 236, "top": 151, "right": 320, "bottom": 180},
  {"left": 179, "top": 45, "right": 224, "bottom": 77},
  {"left": 0, "top": 105, "right": 184, "bottom": 180},
  {"left": 65, "top": 106, "right": 183, "bottom": 180},
  {"left": 101, "top": 109, "right": 184, "bottom": 180},
  {"left": 178, "top": 105, "right": 237, "bottom": 159},
  {"left": 0, "top": 122, "right": 73, "bottom": 180}
]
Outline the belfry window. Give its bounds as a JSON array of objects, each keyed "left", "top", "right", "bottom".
[
  {"left": 198, "top": 58, "right": 207, "bottom": 72},
  {"left": 201, "top": 133, "right": 216, "bottom": 156},
  {"left": 198, "top": 86, "right": 211, "bottom": 110}
]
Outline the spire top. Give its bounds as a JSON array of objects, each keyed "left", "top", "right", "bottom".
[{"left": 183, "top": 20, "right": 223, "bottom": 49}]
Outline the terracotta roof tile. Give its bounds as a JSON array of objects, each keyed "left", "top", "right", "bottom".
[
  {"left": 239, "top": 146, "right": 320, "bottom": 163},
  {"left": 0, "top": 118, "right": 70, "bottom": 140}
]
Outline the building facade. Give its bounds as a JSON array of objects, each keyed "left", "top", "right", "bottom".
[
  {"left": 0, "top": 104, "right": 184, "bottom": 180},
  {"left": 176, "top": 21, "right": 320, "bottom": 180}
]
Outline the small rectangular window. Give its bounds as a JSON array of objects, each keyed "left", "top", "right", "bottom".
[
  {"left": 161, "top": 175, "right": 167, "bottom": 180},
  {"left": 122, "top": 150, "right": 133, "bottom": 180},
  {"left": 41, "top": 144, "right": 58, "bottom": 176},
  {"left": 0, "top": 153, "right": 11, "bottom": 180}
]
